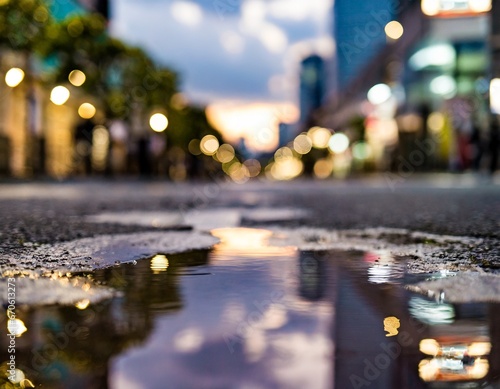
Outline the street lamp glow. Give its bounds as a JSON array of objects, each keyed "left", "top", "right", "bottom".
[
  {"left": 328, "top": 133, "right": 349, "bottom": 154},
  {"left": 5, "top": 68, "right": 25, "bottom": 87},
  {"left": 69, "top": 69, "right": 86, "bottom": 87},
  {"left": 367, "top": 83, "right": 392, "bottom": 105},
  {"left": 78, "top": 103, "right": 96, "bottom": 119},
  {"left": 149, "top": 113, "right": 168, "bottom": 132},
  {"left": 50, "top": 86, "right": 70, "bottom": 105},
  {"left": 490, "top": 78, "right": 500, "bottom": 114},
  {"left": 385, "top": 21, "right": 404, "bottom": 40}
]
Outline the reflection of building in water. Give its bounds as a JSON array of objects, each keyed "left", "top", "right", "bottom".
[
  {"left": 329, "top": 253, "right": 500, "bottom": 388},
  {"left": 0, "top": 250, "right": 210, "bottom": 387},
  {"left": 298, "top": 251, "right": 327, "bottom": 301}
]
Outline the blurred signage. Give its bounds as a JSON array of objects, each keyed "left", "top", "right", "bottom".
[{"left": 421, "top": 0, "right": 491, "bottom": 17}]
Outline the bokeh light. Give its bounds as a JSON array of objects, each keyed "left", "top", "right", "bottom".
[
  {"left": 228, "top": 162, "right": 250, "bottom": 183},
  {"left": 200, "top": 135, "right": 219, "bottom": 155},
  {"left": 78, "top": 103, "right": 96, "bottom": 119},
  {"left": 385, "top": 21, "right": 404, "bottom": 40},
  {"left": 490, "top": 78, "right": 500, "bottom": 114},
  {"left": 293, "top": 133, "right": 312, "bottom": 154},
  {"left": 430, "top": 75, "right": 456, "bottom": 97},
  {"left": 50, "top": 86, "right": 70, "bottom": 105},
  {"left": 216, "top": 143, "right": 235, "bottom": 163},
  {"left": 367, "top": 83, "right": 392, "bottom": 105},
  {"left": 269, "top": 157, "right": 303, "bottom": 181},
  {"left": 5, "top": 68, "right": 24, "bottom": 87},
  {"left": 149, "top": 113, "right": 169, "bottom": 132},
  {"left": 421, "top": 0, "right": 440, "bottom": 16},
  {"left": 243, "top": 159, "right": 261, "bottom": 177},
  {"left": 328, "top": 133, "right": 349, "bottom": 154},
  {"left": 274, "top": 147, "right": 294, "bottom": 161},
  {"left": 188, "top": 139, "right": 201, "bottom": 155},
  {"left": 68, "top": 69, "right": 86, "bottom": 87},
  {"left": 427, "top": 112, "right": 445, "bottom": 133},
  {"left": 314, "top": 159, "right": 333, "bottom": 179},
  {"left": 307, "top": 126, "right": 331, "bottom": 149},
  {"left": 352, "top": 142, "right": 372, "bottom": 160},
  {"left": 469, "top": 0, "right": 492, "bottom": 13}
]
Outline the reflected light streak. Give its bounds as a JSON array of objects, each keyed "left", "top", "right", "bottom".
[
  {"left": 383, "top": 316, "right": 400, "bottom": 337},
  {"left": 7, "top": 318, "right": 27, "bottom": 337},
  {"left": 211, "top": 228, "right": 295, "bottom": 257},
  {"left": 75, "top": 299, "right": 90, "bottom": 310},
  {"left": 151, "top": 255, "right": 169, "bottom": 273}
]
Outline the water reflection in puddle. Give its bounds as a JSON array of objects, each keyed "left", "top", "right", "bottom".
[{"left": 0, "top": 228, "right": 499, "bottom": 389}]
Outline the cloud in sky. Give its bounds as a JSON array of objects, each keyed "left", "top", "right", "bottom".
[{"left": 111, "top": 0, "right": 334, "bottom": 104}]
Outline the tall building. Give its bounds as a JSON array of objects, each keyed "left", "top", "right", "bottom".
[
  {"left": 333, "top": 0, "right": 397, "bottom": 91},
  {"left": 299, "top": 55, "right": 326, "bottom": 126}
]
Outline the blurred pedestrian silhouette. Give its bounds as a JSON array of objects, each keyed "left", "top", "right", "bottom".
[{"left": 74, "top": 119, "right": 96, "bottom": 175}]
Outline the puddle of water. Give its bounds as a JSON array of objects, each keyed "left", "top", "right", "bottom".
[{"left": 0, "top": 228, "right": 499, "bottom": 389}]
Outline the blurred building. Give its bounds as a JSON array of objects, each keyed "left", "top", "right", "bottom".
[
  {"left": 334, "top": 0, "right": 398, "bottom": 91},
  {"left": 316, "top": 0, "right": 494, "bottom": 172},
  {"left": 299, "top": 55, "right": 326, "bottom": 128}
]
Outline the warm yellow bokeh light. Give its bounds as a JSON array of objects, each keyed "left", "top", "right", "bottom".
[
  {"left": 427, "top": 112, "right": 445, "bottom": 133},
  {"left": 385, "top": 21, "right": 404, "bottom": 40},
  {"left": 227, "top": 162, "right": 250, "bottom": 184},
  {"left": 50, "top": 86, "right": 70, "bottom": 105},
  {"left": 421, "top": 0, "right": 440, "bottom": 16},
  {"left": 150, "top": 113, "right": 169, "bottom": 132},
  {"left": 68, "top": 69, "right": 86, "bottom": 87},
  {"left": 200, "top": 135, "right": 219, "bottom": 155},
  {"left": 78, "top": 103, "right": 96, "bottom": 119},
  {"left": 308, "top": 127, "right": 331, "bottom": 149},
  {"left": 243, "top": 159, "right": 261, "bottom": 177},
  {"left": 469, "top": 0, "right": 492, "bottom": 13},
  {"left": 270, "top": 157, "right": 303, "bottom": 181},
  {"left": 274, "top": 147, "right": 293, "bottom": 161},
  {"left": 314, "top": 159, "right": 332, "bottom": 179},
  {"left": 293, "top": 133, "right": 312, "bottom": 155},
  {"left": 216, "top": 143, "right": 235, "bottom": 163},
  {"left": 5, "top": 68, "right": 25, "bottom": 87},
  {"left": 188, "top": 139, "right": 201, "bottom": 155}
]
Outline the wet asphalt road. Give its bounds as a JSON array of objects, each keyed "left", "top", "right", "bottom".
[{"left": 0, "top": 174, "right": 499, "bottom": 268}]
